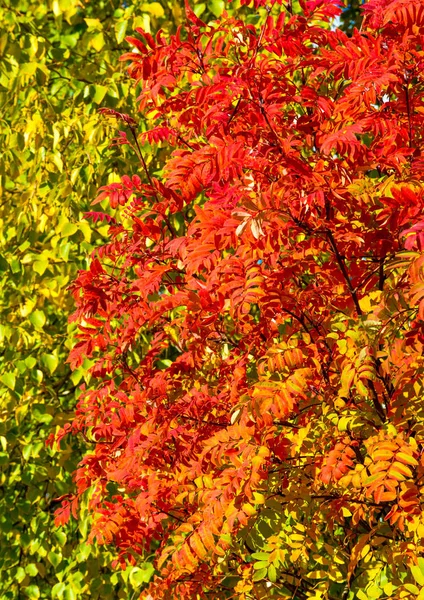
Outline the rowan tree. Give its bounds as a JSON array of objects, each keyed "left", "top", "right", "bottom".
[{"left": 56, "top": 0, "right": 424, "bottom": 597}]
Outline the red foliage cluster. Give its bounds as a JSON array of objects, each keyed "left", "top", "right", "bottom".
[{"left": 54, "top": 0, "right": 424, "bottom": 597}]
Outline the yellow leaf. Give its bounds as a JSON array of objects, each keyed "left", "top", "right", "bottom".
[
  {"left": 333, "top": 553, "right": 346, "bottom": 565},
  {"left": 372, "top": 449, "right": 394, "bottom": 462},
  {"left": 348, "top": 534, "right": 371, "bottom": 582},
  {"left": 351, "top": 472, "right": 363, "bottom": 488},
  {"left": 242, "top": 503, "right": 257, "bottom": 516},
  {"left": 328, "top": 564, "right": 344, "bottom": 583},
  {"left": 141, "top": 2, "right": 165, "bottom": 17},
  {"left": 396, "top": 451, "right": 418, "bottom": 466},
  {"left": 339, "top": 365, "right": 355, "bottom": 396},
  {"left": 404, "top": 583, "right": 420, "bottom": 595},
  {"left": 52, "top": 153, "right": 63, "bottom": 173},
  {"left": 307, "top": 570, "right": 327, "bottom": 579},
  {"left": 253, "top": 492, "right": 265, "bottom": 504},
  {"left": 337, "top": 339, "right": 348, "bottom": 354},
  {"left": 52, "top": 0, "right": 61, "bottom": 16},
  {"left": 290, "top": 548, "right": 302, "bottom": 562},
  {"left": 417, "top": 588, "right": 424, "bottom": 600},
  {"left": 85, "top": 18, "right": 102, "bottom": 30},
  {"left": 91, "top": 32, "right": 105, "bottom": 52},
  {"left": 358, "top": 291, "right": 382, "bottom": 313},
  {"left": 356, "top": 379, "right": 369, "bottom": 398},
  {"left": 383, "top": 583, "right": 395, "bottom": 596}
]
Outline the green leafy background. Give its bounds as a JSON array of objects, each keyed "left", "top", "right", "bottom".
[{"left": 0, "top": 0, "right": 193, "bottom": 597}]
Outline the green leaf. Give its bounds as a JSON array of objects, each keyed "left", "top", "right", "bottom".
[
  {"left": 0, "top": 255, "right": 9, "bottom": 271},
  {"left": 47, "top": 551, "right": 62, "bottom": 568},
  {"left": 114, "top": 20, "right": 128, "bottom": 44},
  {"left": 193, "top": 3, "right": 206, "bottom": 17},
  {"left": 18, "top": 240, "right": 31, "bottom": 252},
  {"left": 251, "top": 552, "right": 270, "bottom": 561},
  {"left": 64, "top": 587, "right": 76, "bottom": 600},
  {"left": 208, "top": 0, "right": 225, "bottom": 17},
  {"left": 29, "top": 310, "right": 46, "bottom": 330},
  {"left": 76, "top": 543, "right": 91, "bottom": 563},
  {"left": 1, "top": 372, "right": 15, "bottom": 390},
  {"left": 268, "top": 563, "right": 277, "bottom": 583},
  {"left": 61, "top": 222, "right": 78, "bottom": 237},
  {"left": 24, "top": 356, "right": 37, "bottom": 369},
  {"left": 0, "top": 452, "right": 9, "bottom": 466},
  {"left": 52, "top": 583, "right": 66, "bottom": 599},
  {"left": 412, "top": 565, "right": 424, "bottom": 586},
  {"left": 405, "top": 584, "right": 420, "bottom": 594},
  {"left": 156, "top": 359, "right": 173, "bottom": 369},
  {"left": 23, "top": 585, "right": 40, "bottom": 599},
  {"left": 129, "top": 564, "right": 154, "bottom": 588},
  {"left": 252, "top": 567, "right": 267, "bottom": 582},
  {"left": 23, "top": 444, "right": 33, "bottom": 461},
  {"left": 92, "top": 85, "right": 107, "bottom": 104},
  {"left": 16, "top": 567, "right": 26, "bottom": 583},
  {"left": 42, "top": 354, "right": 59, "bottom": 374},
  {"left": 59, "top": 241, "right": 71, "bottom": 261},
  {"left": 33, "top": 259, "right": 48, "bottom": 275},
  {"left": 129, "top": 568, "right": 144, "bottom": 588},
  {"left": 32, "top": 405, "right": 53, "bottom": 424},
  {"left": 10, "top": 257, "right": 21, "bottom": 273},
  {"left": 61, "top": 34, "right": 79, "bottom": 48},
  {"left": 25, "top": 563, "right": 38, "bottom": 577},
  {"left": 53, "top": 530, "right": 67, "bottom": 547},
  {"left": 70, "top": 369, "right": 83, "bottom": 386}
]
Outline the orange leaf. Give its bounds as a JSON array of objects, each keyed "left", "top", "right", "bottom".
[
  {"left": 189, "top": 532, "right": 208, "bottom": 560},
  {"left": 388, "top": 462, "right": 413, "bottom": 480},
  {"left": 379, "top": 490, "right": 397, "bottom": 502},
  {"left": 198, "top": 526, "right": 216, "bottom": 553}
]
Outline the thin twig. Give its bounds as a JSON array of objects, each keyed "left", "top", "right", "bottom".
[
  {"left": 128, "top": 125, "right": 177, "bottom": 237},
  {"left": 326, "top": 230, "right": 362, "bottom": 315}
]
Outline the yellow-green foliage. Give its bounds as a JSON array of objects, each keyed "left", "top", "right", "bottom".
[{"left": 0, "top": 0, "right": 196, "bottom": 597}]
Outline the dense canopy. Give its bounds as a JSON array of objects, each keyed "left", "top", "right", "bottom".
[{"left": 53, "top": 0, "right": 424, "bottom": 598}]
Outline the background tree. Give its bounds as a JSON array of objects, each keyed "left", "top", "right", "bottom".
[
  {"left": 57, "top": 0, "right": 424, "bottom": 598},
  {"left": 0, "top": 0, "right": 212, "bottom": 597}
]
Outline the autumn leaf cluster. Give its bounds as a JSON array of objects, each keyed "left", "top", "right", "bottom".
[{"left": 55, "top": 0, "right": 424, "bottom": 598}]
